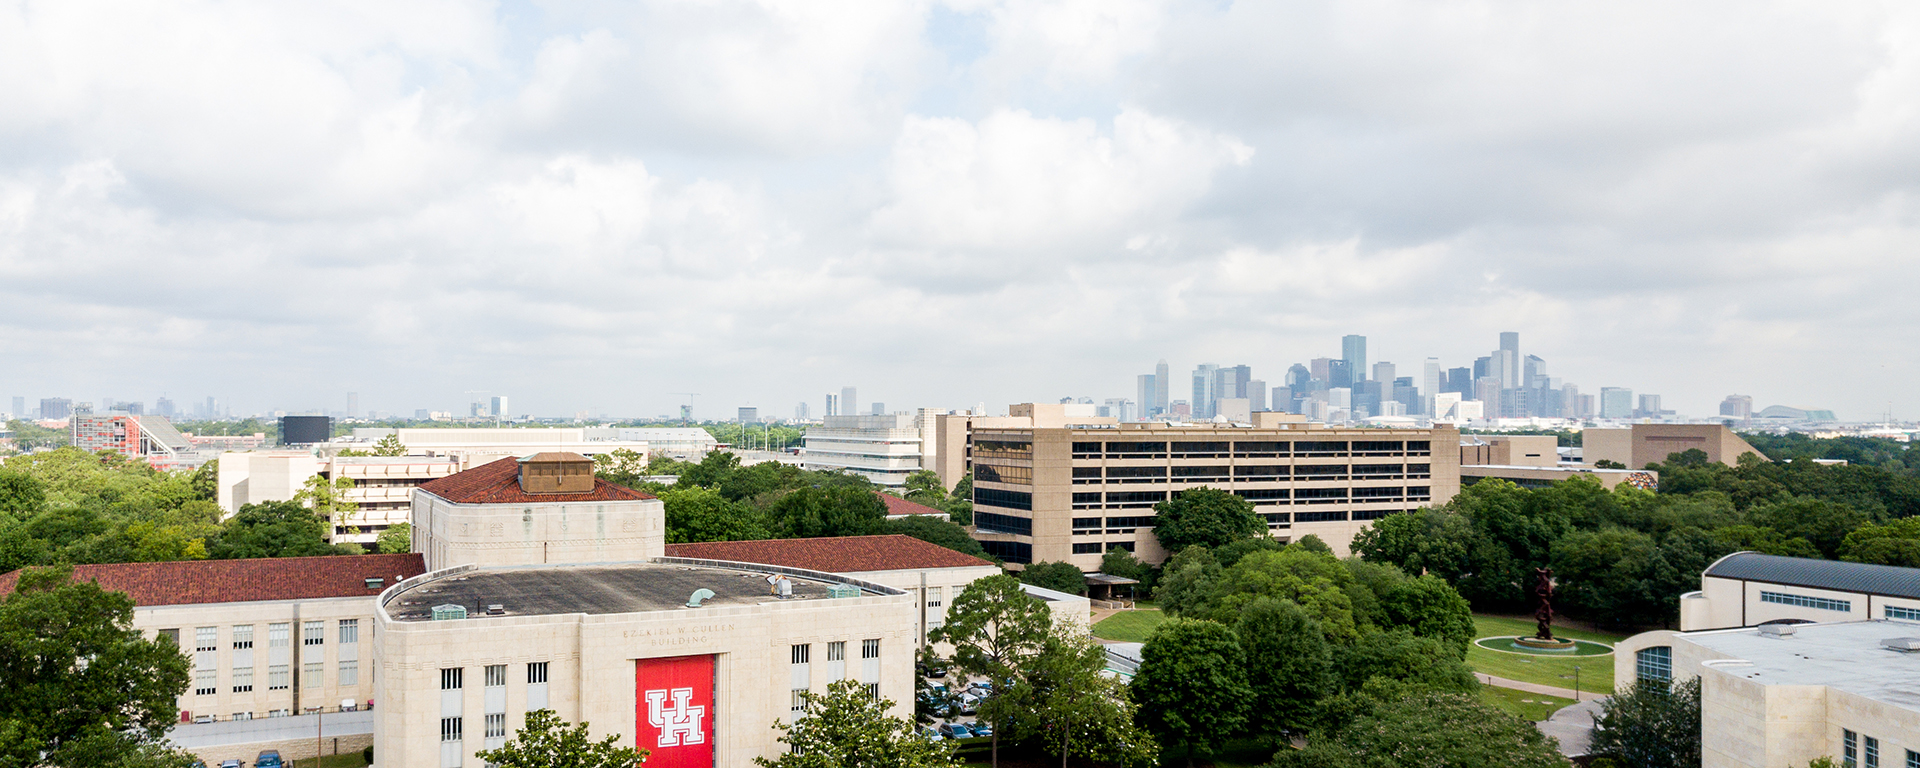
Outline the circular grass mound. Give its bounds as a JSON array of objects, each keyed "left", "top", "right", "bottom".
[{"left": 1474, "top": 636, "right": 1613, "bottom": 656}]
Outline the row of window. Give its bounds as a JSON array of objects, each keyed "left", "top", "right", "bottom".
[
  {"left": 175, "top": 620, "right": 360, "bottom": 697},
  {"left": 1068, "top": 487, "right": 1431, "bottom": 509},
  {"left": 1072, "top": 541, "right": 1138, "bottom": 554},
  {"left": 975, "top": 512, "right": 1033, "bottom": 536},
  {"left": 791, "top": 640, "right": 883, "bottom": 713},
  {"left": 441, "top": 662, "right": 551, "bottom": 767},
  {"left": 1066, "top": 508, "right": 1403, "bottom": 536},
  {"left": 1071, "top": 464, "right": 1432, "bottom": 483},
  {"left": 1068, "top": 440, "right": 1432, "bottom": 458},
  {"left": 1760, "top": 590, "right": 1851, "bottom": 612}
]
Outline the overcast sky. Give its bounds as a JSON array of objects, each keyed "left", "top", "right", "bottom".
[{"left": 3, "top": 1, "right": 1917, "bottom": 421}]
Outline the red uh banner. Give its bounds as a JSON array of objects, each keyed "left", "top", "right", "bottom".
[{"left": 636, "top": 655, "right": 716, "bottom": 768}]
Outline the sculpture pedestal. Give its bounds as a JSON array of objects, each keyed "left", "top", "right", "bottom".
[{"left": 1513, "top": 636, "right": 1578, "bottom": 652}]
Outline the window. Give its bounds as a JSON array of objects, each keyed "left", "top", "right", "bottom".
[
  {"left": 305, "top": 661, "right": 322, "bottom": 688},
  {"left": 1352, "top": 487, "right": 1404, "bottom": 499},
  {"left": 1171, "top": 441, "right": 1229, "bottom": 456},
  {"left": 827, "top": 641, "right": 846, "bottom": 662},
  {"left": 925, "top": 587, "right": 943, "bottom": 608},
  {"left": 195, "top": 627, "right": 217, "bottom": 653},
  {"left": 338, "top": 619, "right": 358, "bottom": 644},
  {"left": 269, "top": 623, "right": 290, "bottom": 649},
  {"left": 1106, "top": 466, "right": 1167, "bottom": 481},
  {"left": 231, "top": 712, "right": 252, "bottom": 721},
  {"left": 1233, "top": 441, "right": 1288, "bottom": 456},
  {"left": 1294, "top": 464, "right": 1349, "bottom": 478},
  {"left": 1171, "top": 465, "right": 1230, "bottom": 479},
  {"left": 1636, "top": 646, "right": 1673, "bottom": 684},
  {"left": 1071, "top": 466, "right": 1101, "bottom": 483},
  {"left": 1104, "top": 441, "right": 1166, "bottom": 456},
  {"left": 973, "top": 439, "right": 1032, "bottom": 459},
  {"left": 975, "top": 464, "right": 1032, "bottom": 485},
  {"left": 1073, "top": 543, "right": 1102, "bottom": 554},
  {"left": 1105, "top": 516, "right": 1157, "bottom": 530},
  {"left": 232, "top": 667, "right": 253, "bottom": 693},
  {"left": 1071, "top": 442, "right": 1101, "bottom": 456},
  {"left": 1905, "top": 748, "right": 1918, "bottom": 768},
  {"left": 790, "top": 689, "right": 810, "bottom": 715},
  {"left": 1072, "top": 492, "right": 1102, "bottom": 507},
  {"left": 442, "top": 716, "right": 463, "bottom": 741},
  {"left": 1295, "top": 441, "right": 1349, "bottom": 456},
  {"left": 442, "top": 667, "right": 464, "bottom": 690},
  {"left": 338, "top": 659, "right": 358, "bottom": 686},
  {"left": 268, "top": 665, "right": 289, "bottom": 690},
  {"left": 1234, "top": 465, "right": 1288, "bottom": 478},
  {"left": 1296, "top": 487, "right": 1348, "bottom": 501},
  {"left": 1351, "top": 441, "right": 1404, "bottom": 453},
  {"left": 1351, "top": 464, "right": 1403, "bottom": 476},
  {"left": 485, "top": 712, "right": 507, "bottom": 738},
  {"left": 303, "top": 620, "right": 324, "bottom": 645},
  {"left": 1106, "top": 541, "right": 1136, "bottom": 552},
  {"left": 268, "top": 708, "right": 291, "bottom": 718},
  {"left": 1888, "top": 606, "right": 1920, "bottom": 621},
  {"left": 194, "top": 668, "right": 216, "bottom": 696},
  {"left": 1234, "top": 488, "right": 1289, "bottom": 501},
  {"left": 485, "top": 664, "right": 507, "bottom": 687},
  {"left": 792, "top": 644, "right": 810, "bottom": 665},
  {"left": 1760, "top": 591, "right": 1851, "bottom": 612},
  {"left": 1406, "top": 441, "right": 1431, "bottom": 454},
  {"left": 979, "top": 541, "right": 1032, "bottom": 563},
  {"left": 232, "top": 625, "right": 254, "bottom": 649},
  {"left": 1260, "top": 512, "right": 1291, "bottom": 525},
  {"left": 1845, "top": 730, "right": 1857, "bottom": 767},
  {"left": 1105, "top": 490, "right": 1167, "bottom": 507},
  {"left": 1073, "top": 517, "right": 1103, "bottom": 530},
  {"left": 975, "top": 512, "right": 1033, "bottom": 536},
  {"left": 1295, "top": 510, "right": 1349, "bottom": 522},
  {"left": 527, "top": 662, "right": 548, "bottom": 684},
  {"left": 158, "top": 628, "right": 181, "bottom": 646},
  {"left": 974, "top": 488, "right": 1033, "bottom": 511},
  {"left": 1867, "top": 736, "right": 1880, "bottom": 768},
  {"left": 863, "top": 638, "right": 880, "bottom": 659}
]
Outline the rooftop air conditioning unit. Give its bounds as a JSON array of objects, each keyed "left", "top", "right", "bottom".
[
  {"left": 1758, "top": 624, "right": 1796, "bottom": 638},
  {"left": 1881, "top": 637, "right": 1920, "bottom": 652}
]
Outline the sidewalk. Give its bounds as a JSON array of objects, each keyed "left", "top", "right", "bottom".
[{"left": 1477, "top": 672, "right": 1583, "bottom": 700}]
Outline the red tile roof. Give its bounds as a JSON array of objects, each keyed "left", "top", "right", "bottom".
[
  {"left": 0, "top": 553, "right": 426, "bottom": 607},
  {"left": 665, "top": 535, "right": 992, "bottom": 573},
  {"left": 418, "top": 457, "right": 655, "bottom": 504},
  {"left": 876, "top": 492, "right": 948, "bottom": 517}
]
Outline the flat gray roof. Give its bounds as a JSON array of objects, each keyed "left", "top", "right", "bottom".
[
  {"left": 1688, "top": 621, "right": 1920, "bottom": 710},
  {"left": 385, "top": 562, "right": 842, "bottom": 621},
  {"left": 1706, "top": 552, "right": 1920, "bottom": 600}
]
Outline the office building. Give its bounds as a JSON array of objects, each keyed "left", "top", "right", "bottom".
[
  {"left": 738, "top": 406, "right": 759, "bottom": 423},
  {"left": 794, "top": 401, "right": 810, "bottom": 421},
  {"left": 72, "top": 413, "right": 200, "bottom": 470},
  {"left": 1612, "top": 555, "right": 1920, "bottom": 768},
  {"left": 1247, "top": 380, "right": 1267, "bottom": 412},
  {"left": 8, "top": 396, "right": 22, "bottom": 418},
  {"left": 1719, "top": 395, "right": 1753, "bottom": 421},
  {"left": 1637, "top": 394, "right": 1663, "bottom": 418},
  {"left": 1104, "top": 398, "right": 1133, "bottom": 423},
  {"left": 824, "top": 393, "right": 838, "bottom": 417},
  {"left": 1598, "top": 387, "right": 1635, "bottom": 419},
  {"left": 1191, "top": 364, "right": 1219, "bottom": 419},
  {"left": 871, "top": 402, "right": 885, "bottom": 416},
  {"left": 39, "top": 397, "right": 72, "bottom": 420},
  {"left": 1584, "top": 424, "right": 1764, "bottom": 470},
  {"left": 802, "top": 414, "right": 926, "bottom": 486},
  {"left": 840, "top": 387, "right": 857, "bottom": 418},
  {"left": 1153, "top": 360, "right": 1170, "bottom": 416},
  {"left": 934, "top": 404, "right": 1459, "bottom": 568},
  {"left": 1341, "top": 335, "right": 1367, "bottom": 384},
  {"left": 1137, "top": 374, "right": 1156, "bottom": 420},
  {"left": 1371, "top": 362, "right": 1395, "bottom": 389},
  {"left": 1214, "top": 365, "right": 1252, "bottom": 406}
]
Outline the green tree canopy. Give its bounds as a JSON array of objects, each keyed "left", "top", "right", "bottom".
[
  {"left": 991, "top": 623, "right": 1157, "bottom": 767},
  {"left": 758, "top": 679, "right": 960, "bottom": 768},
  {"left": 764, "top": 486, "right": 888, "bottom": 539},
  {"left": 1150, "top": 486, "right": 1265, "bottom": 552},
  {"left": 1332, "top": 630, "right": 1478, "bottom": 695},
  {"left": 375, "top": 522, "right": 412, "bottom": 554},
  {"left": 474, "top": 708, "right": 647, "bottom": 768},
  {"left": 928, "top": 574, "right": 1051, "bottom": 766},
  {"left": 1588, "top": 678, "right": 1702, "bottom": 768},
  {"left": 207, "top": 500, "right": 339, "bottom": 559},
  {"left": 1130, "top": 618, "right": 1251, "bottom": 765},
  {"left": 0, "top": 567, "right": 194, "bottom": 767},
  {"left": 658, "top": 485, "right": 771, "bottom": 543},
  {"left": 370, "top": 434, "right": 408, "bottom": 457},
  {"left": 1840, "top": 516, "right": 1920, "bottom": 567},
  {"left": 1018, "top": 560, "right": 1087, "bottom": 595},
  {"left": 1268, "top": 691, "right": 1565, "bottom": 768},
  {"left": 0, "top": 469, "right": 48, "bottom": 521},
  {"left": 1234, "top": 597, "right": 1335, "bottom": 738}
]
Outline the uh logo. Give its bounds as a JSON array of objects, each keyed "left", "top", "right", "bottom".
[{"left": 644, "top": 687, "right": 708, "bottom": 747}]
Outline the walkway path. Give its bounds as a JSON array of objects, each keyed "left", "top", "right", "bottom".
[
  {"left": 1537, "top": 699, "right": 1605, "bottom": 757},
  {"left": 1476, "top": 672, "right": 1584, "bottom": 700}
]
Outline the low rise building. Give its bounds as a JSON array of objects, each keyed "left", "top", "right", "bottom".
[
  {"left": 72, "top": 413, "right": 202, "bottom": 470},
  {"left": 939, "top": 404, "right": 1460, "bottom": 566},
  {"left": 1677, "top": 552, "right": 1920, "bottom": 632},
  {"left": 1584, "top": 423, "right": 1765, "bottom": 470},
  {"left": 801, "top": 414, "right": 927, "bottom": 486},
  {"left": 219, "top": 452, "right": 460, "bottom": 545}
]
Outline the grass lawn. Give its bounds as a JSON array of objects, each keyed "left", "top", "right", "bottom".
[
  {"left": 1092, "top": 608, "right": 1167, "bottom": 643},
  {"left": 1467, "top": 615, "right": 1621, "bottom": 695},
  {"left": 1478, "top": 684, "right": 1578, "bottom": 722}
]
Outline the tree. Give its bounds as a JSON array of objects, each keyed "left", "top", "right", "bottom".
[
  {"left": 1150, "top": 487, "right": 1265, "bottom": 552},
  {"left": 0, "top": 470, "right": 46, "bottom": 521},
  {"left": 1153, "top": 545, "right": 1220, "bottom": 616},
  {"left": 1019, "top": 561, "right": 1087, "bottom": 595},
  {"left": 294, "top": 473, "right": 359, "bottom": 527},
  {"left": 370, "top": 434, "right": 408, "bottom": 457},
  {"left": 186, "top": 459, "right": 218, "bottom": 502},
  {"left": 658, "top": 486, "right": 770, "bottom": 543},
  {"left": 1234, "top": 597, "right": 1334, "bottom": 739},
  {"left": 993, "top": 623, "right": 1157, "bottom": 768},
  {"left": 1378, "top": 574, "right": 1476, "bottom": 659},
  {"left": 946, "top": 473, "right": 974, "bottom": 526},
  {"left": 885, "top": 515, "right": 992, "bottom": 560},
  {"left": 765, "top": 486, "right": 888, "bottom": 539},
  {"left": 1745, "top": 497, "right": 1869, "bottom": 559},
  {"left": 375, "top": 522, "right": 412, "bottom": 554},
  {"left": 903, "top": 470, "right": 948, "bottom": 508},
  {"left": 475, "top": 708, "right": 647, "bottom": 768},
  {"left": 928, "top": 575, "right": 1052, "bottom": 767},
  {"left": 757, "top": 679, "right": 960, "bottom": 768},
  {"left": 1840, "top": 516, "right": 1920, "bottom": 567},
  {"left": 1130, "top": 618, "right": 1251, "bottom": 766},
  {"left": 1588, "top": 677, "right": 1702, "bottom": 768},
  {"left": 0, "top": 567, "right": 194, "bottom": 767},
  {"left": 1333, "top": 630, "right": 1478, "bottom": 695},
  {"left": 1099, "top": 547, "right": 1152, "bottom": 582},
  {"left": 1194, "top": 547, "right": 1361, "bottom": 642},
  {"left": 1268, "top": 691, "right": 1565, "bottom": 768},
  {"left": 593, "top": 448, "right": 650, "bottom": 487},
  {"left": 1596, "top": 459, "right": 1627, "bottom": 469},
  {"left": 207, "top": 500, "right": 339, "bottom": 559}
]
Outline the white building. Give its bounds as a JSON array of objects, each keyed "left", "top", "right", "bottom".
[
  {"left": 801, "top": 414, "right": 928, "bottom": 486},
  {"left": 218, "top": 452, "right": 460, "bottom": 546}
]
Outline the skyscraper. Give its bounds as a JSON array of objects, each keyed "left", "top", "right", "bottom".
[
  {"left": 1154, "top": 359, "right": 1170, "bottom": 416},
  {"left": 1497, "top": 332, "right": 1521, "bottom": 389},
  {"left": 1720, "top": 395, "right": 1753, "bottom": 420},
  {"left": 1371, "top": 362, "right": 1396, "bottom": 387},
  {"left": 490, "top": 395, "right": 509, "bottom": 421},
  {"left": 1192, "top": 364, "right": 1219, "bottom": 418},
  {"left": 1285, "top": 364, "right": 1310, "bottom": 389},
  {"left": 1215, "top": 365, "right": 1252, "bottom": 402},
  {"left": 824, "top": 393, "right": 838, "bottom": 417},
  {"left": 1247, "top": 379, "right": 1267, "bottom": 411},
  {"left": 841, "top": 387, "right": 857, "bottom": 419},
  {"left": 10, "top": 396, "right": 24, "bottom": 418},
  {"left": 1599, "top": 387, "right": 1634, "bottom": 419},
  {"left": 795, "top": 401, "right": 811, "bottom": 420},
  {"left": 1637, "top": 394, "right": 1662, "bottom": 418},
  {"left": 1137, "top": 374, "right": 1156, "bottom": 420},
  {"left": 1423, "top": 358, "right": 1441, "bottom": 416},
  {"left": 1342, "top": 335, "right": 1368, "bottom": 383}
]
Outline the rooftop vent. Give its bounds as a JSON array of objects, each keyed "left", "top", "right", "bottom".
[
  {"left": 828, "top": 584, "right": 861, "bottom": 599},
  {"left": 431, "top": 604, "right": 468, "bottom": 621},
  {"left": 685, "top": 589, "right": 716, "bottom": 608},
  {"left": 364, "top": 577, "right": 385, "bottom": 590},
  {"left": 1882, "top": 637, "right": 1920, "bottom": 652},
  {"left": 1758, "top": 624, "right": 1796, "bottom": 638},
  {"left": 485, "top": 604, "right": 505, "bottom": 615},
  {"left": 517, "top": 452, "right": 595, "bottom": 495}
]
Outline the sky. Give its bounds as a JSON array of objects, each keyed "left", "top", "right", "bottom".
[{"left": 2, "top": 0, "right": 1918, "bottom": 421}]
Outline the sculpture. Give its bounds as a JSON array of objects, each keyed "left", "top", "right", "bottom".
[{"left": 1532, "top": 566, "right": 1556, "bottom": 640}]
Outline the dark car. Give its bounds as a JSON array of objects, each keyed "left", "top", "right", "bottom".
[{"left": 254, "top": 750, "right": 283, "bottom": 768}]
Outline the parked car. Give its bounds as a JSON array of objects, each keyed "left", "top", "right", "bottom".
[
  {"left": 957, "top": 694, "right": 980, "bottom": 715},
  {"left": 217, "top": 761, "right": 244, "bottom": 768},
  {"left": 919, "top": 726, "right": 944, "bottom": 742},
  {"left": 971, "top": 722, "right": 994, "bottom": 738},
  {"left": 254, "top": 750, "right": 283, "bottom": 768},
  {"left": 938, "top": 722, "right": 974, "bottom": 739}
]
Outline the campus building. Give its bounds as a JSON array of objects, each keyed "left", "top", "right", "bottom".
[
  {"left": 219, "top": 453, "right": 461, "bottom": 546},
  {"left": 1615, "top": 554, "right": 1920, "bottom": 768},
  {"left": 1457, "top": 434, "right": 1656, "bottom": 491},
  {"left": 801, "top": 413, "right": 936, "bottom": 487},
  {"left": 936, "top": 404, "right": 1460, "bottom": 567},
  {"left": 1583, "top": 423, "right": 1765, "bottom": 470},
  {"left": 71, "top": 413, "right": 202, "bottom": 470}
]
